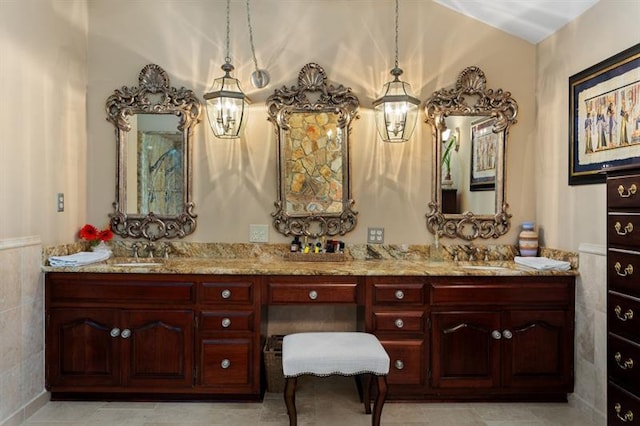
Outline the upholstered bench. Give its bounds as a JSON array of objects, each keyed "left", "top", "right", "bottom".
[{"left": 282, "top": 332, "right": 390, "bottom": 426}]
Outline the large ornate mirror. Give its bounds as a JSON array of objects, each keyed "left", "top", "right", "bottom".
[
  {"left": 106, "top": 64, "right": 202, "bottom": 240},
  {"left": 266, "top": 63, "right": 359, "bottom": 238},
  {"left": 425, "top": 66, "right": 518, "bottom": 240}
]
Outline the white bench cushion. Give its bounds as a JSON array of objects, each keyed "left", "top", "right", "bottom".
[{"left": 282, "top": 332, "right": 390, "bottom": 377}]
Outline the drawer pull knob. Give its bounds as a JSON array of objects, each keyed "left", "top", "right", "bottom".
[
  {"left": 615, "top": 403, "right": 634, "bottom": 422},
  {"left": 615, "top": 221, "right": 634, "bottom": 236},
  {"left": 615, "top": 262, "right": 634, "bottom": 277},
  {"left": 308, "top": 290, "right": 318, "bottom": 300},
  {"left": 491, "top": 330, "right": 502, "bottom": 340},
  {"left": 615, "top": 305, "right": 634, "bottom": 322},
  {"left": 395, "top": 319, "right": 404, "bottom": 328},
  {"left": 221, "top": 318, "right": 231, "bottom": 328},
  {"left": 502, "top": 329, "right": 513, "bottom": 339},
  {"left": 394, "top": 290, "right": 405, "bottom": 300},
  {"left": 221, "top": 359, "right": 231, "bottom": 369},
  {"left": 618, "top": 184, "right": 637, "bottom": 198},
  {"left": 121, "top": 328, "right": 131, "bottom": 339},
  {"left": 221, "top": 289, "right": 231, "bottom": 299},
  {"left": 394, "top": 360, "right": 404, "bottom": 370},
  {"left": 110, "top": 327, "right": 121, "bottom": 338},
  {"left": 615, "top": 352, "right": 634, "bottom": 370}
]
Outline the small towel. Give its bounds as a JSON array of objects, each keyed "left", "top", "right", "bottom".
[
  {"left": 48, "top": 251, "right": 111, "bottom": 267},
  {"left": 514, "top": 256, "right": 571, "bottom": 271}
]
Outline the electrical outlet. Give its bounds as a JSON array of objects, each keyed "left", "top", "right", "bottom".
[
  {"left": 367, "top": 227, "right": 384, "bottom": 244},
  {"left": 57, "top": 193, "right": 64, "bottom": 212},
  {"left": 249, "top": 224, "right": 269, "bottom": 243}
]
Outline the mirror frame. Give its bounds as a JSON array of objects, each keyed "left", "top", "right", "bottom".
[
  {"left": 106, "top": 64, "right": 202, "bottom": 241},
  {"left": 266, "top": 63, "right": 359, "bottom": 238},
  {"left": 424, "top": 66, "right": 518, "bottom": 240}
]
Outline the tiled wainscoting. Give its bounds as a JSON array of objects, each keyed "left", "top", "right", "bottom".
[
  {"left": 0, "top": 237, "right": 48, "bottom": 426},
  {"left": 571, "top": 243, "right": 606, "bottom": 425}
]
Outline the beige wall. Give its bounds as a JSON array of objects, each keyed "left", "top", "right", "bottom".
[
  {"left": 536, "top": 0, "right": 639, "bottom": 251},
  {"left": 87, "top": 0, "right": 536, "bottom": 245}
]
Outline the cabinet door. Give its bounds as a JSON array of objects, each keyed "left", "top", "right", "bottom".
[
  {"left": 503, "top": 310, "right": 573, "bottom": 389},
  {"left": 121, "top": 310, "right": 194, "bottom": 388},
  {"left": 431, "top": 311, "right": 501, "bottom": 388},
  {"left": 47, "top": 309, "right": 120, "bottom": 387}
]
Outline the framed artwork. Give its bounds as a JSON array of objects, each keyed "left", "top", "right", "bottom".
[
  {"left": 569, "top": 43, "right": 640, "bottom": 185},
  {"left": 470, "top": 117, "right": 500, "bottom": 191}
]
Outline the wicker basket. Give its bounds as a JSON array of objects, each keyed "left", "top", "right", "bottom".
[
  {"left": 284, "top": 252, "right": 346, "bottom": 262},
  {"left": 263, "top": 335, "right": 285, "bottom": 393}
]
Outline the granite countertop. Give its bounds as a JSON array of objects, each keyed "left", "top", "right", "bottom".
[{"left": 42, "top": 256, "right": 578, "bottom": 277}]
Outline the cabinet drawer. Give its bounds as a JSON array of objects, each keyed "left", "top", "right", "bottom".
[
  {"left": 431, "top": 282, "right": 570, "bottom": 306},
  {"left": 609, "top": 334, "right": 640, "bottom": 394},
  {"left": 47, "top": 274, "right": 195, "bottom": 305},
  {"left": 372, "top": 282, "right": 425, "bottom": 305},
  {"left": 608, "top": 174, "right": 640, "bottom": 210},
  {"left": 608, "top": 214, "right": 640, "bottom": 248},
  {"left": 373, "top": 311, "right": 424, "bottom": 333},
  {"left": 268, "top": 279, "right": 358, "bottom": 304},
  {"left": 379, "top": 339, "right": 424, "bottom": 385},
  {"left": 609, "top": 251, "right": 640, "bottom": 298},
  {"left": 608, "top": 381, "right": 640, "bottom": 425},
  {"left": 200, "top": 338, "right": 253, "bottom": 387},
  {"left": 201, "top": 311, "right": 254, "bottom": 332},
  {"left": 201, "top": 279, "right": 255, "bottom": 305},
  {"left": 609, "top": 292, "right": 640, "bottom": 340}
]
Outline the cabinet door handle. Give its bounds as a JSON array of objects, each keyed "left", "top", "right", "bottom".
[
  {"left": 615, "top": 262, "right": 634, "bottom": 277},
  {"left": 394, "top": 290, "right": 405, "bottom": 300},
  {"left": 110, "top": 327, "right": 121, "bottom": 338},
  {"left": 221, "top": 318, "right": 231, "bottom": 328},
  {"left": 221, "top": 359, "right": 231, "bottom": 369},
  {"left": 121, "top": 328, "right": 131, "bottom": 339},
  {"left": 502, "top": 330, "right": 513, "bottom": 339},
  {"left": 615, "top": 352, "right": 634, "bottom": 370},
  {"left": 615, "top": 305, "right": 634, "bottom": 322},
  {"left": 618, "top": 183, "right": 637, "bottom": 198},
  {"left": 394, "top": 360, "right": 404, "bottom": 370},
  {"left": 221, "top": 289, "right": 231, "bottom": 299},
  {"left": 394, "top": 319, "right": 404, "bottom": 328},
  {"left": 615, "top": 222, "right": 634, "bottom": 236},
  {"left": 491, "top": 330, "right": 502, "bottom": 340},
  {"left": 614, "top": 403, "right": 634, "bottom": 422},
  {"left": 308, "top": 290, "right": 318, "bottom": 300}
]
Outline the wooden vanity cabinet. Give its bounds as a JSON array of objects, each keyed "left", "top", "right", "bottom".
[
  {"left": 607, "top": 171, "right": 640, "bottom": 424},
  {"left": 429, "top": 277, "right": 574, "bottom": 400}
]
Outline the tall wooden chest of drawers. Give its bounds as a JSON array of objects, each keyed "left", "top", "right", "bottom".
[{"left": 607, "top": 170, "right": 640, "bottom": 425}]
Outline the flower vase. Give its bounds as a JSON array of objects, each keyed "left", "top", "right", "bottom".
[
  {"left": 91, "top": 241, "right": 112, "bottom": 256},
  {"left": 518, "top": 222, "right": 538, "bottom": 257}
]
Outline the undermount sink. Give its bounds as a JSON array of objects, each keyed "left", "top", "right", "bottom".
[
  {"left": 109, "top": 259, "right": 165, "bottom": 267},
  {"left": 459, "top": 265, "right": 508, "bottom": 271}
]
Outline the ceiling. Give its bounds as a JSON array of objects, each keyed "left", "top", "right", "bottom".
[{"left": 433, "top": 0, "right": 600, "bottom": 44}]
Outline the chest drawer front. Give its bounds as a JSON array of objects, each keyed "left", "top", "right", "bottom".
[
  {"left": 609, "top": 334, "right": 640, "bottom": 394},
  {"left": 609, "top": 292, "right": 640, "bottom": 339},
  {"left": 201, "top": 280, "right": 254, "bottom": 305},
  {"left": 201, "top": 311, "right": 254, "bottom": 332},
  {"left": 608, "top": 215, "right": 640, "bottom": 248},
  {"left": 200, "top": 338, "right": 253, "bottom": 388},
  {"left": 608, "top": 381, "right": 640, "bottom": 425},
  {"left": 268, "top": 282, "right": 357, "bottom": 304},
  {"left": 372, "top": 283, "right": 425, "bottom": 305},
  {"left": 379, "top": 339, "right": 424, "bottom": 385},
  {"left": 608, "top": 251, "right": 640, "bottom": 297},
  {"left": 431, "top": 283, "right": 570, "bottom": 306},
  {"left": 373, "top": 311, "right": 424, "bottom": 333},
  {"left": 608, "top": 174, "right": 640, "bottom": 210}
]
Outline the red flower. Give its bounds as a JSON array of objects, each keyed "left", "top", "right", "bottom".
[
  {"left": 98, "top": 228, "right": 113, "bottom": 242},
  {"left": 79, "top": 224, "right": 99, "bottom": 241}
]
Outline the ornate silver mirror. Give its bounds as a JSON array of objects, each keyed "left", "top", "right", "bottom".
[
  {"left": 425, "top": 66, "right": 518, "bottom": 240},
  {"left": 266, "top": 63, "right": 359, "bottom": 238},
  {"left": 106, "top": 64, "right": 202, "bottom": 240}
]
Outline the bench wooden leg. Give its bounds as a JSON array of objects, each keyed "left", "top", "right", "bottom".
[
  {"left": 372, "top": 375, "right": 387, "bottom": 426},
  {"left": 284, "top": 377, "right": 298, "bottom": 426},
  {"left": 362, "top": 374, "right": 373, "bottom": 414}
]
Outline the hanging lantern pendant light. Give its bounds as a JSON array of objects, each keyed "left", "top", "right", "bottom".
[
  {"left": 204, "top": 0, "right": 248, "bottom": 139},
  {"left": 373, "top": 0, "right": 420, "bottom": 143}
]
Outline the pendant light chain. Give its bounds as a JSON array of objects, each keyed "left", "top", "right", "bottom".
[
  {"left": 225, "top": 0, "right": 231, "bottom": 64},
  {"left": 246, "top": 0, "right": 269, "bottom": 88},
  {"left": 394, "top": 0, "right": 399, "bottom": 70},
  {"left": 246, "top": 0, "right": 259, "bottom": 73}
]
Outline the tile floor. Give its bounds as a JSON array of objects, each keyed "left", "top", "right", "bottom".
[{"left": 25, "top": 377, "right": 601, "bottom": 426}]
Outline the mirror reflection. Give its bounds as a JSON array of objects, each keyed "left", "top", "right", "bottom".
[
  {"left": 425, "top": 66, "right": 518, "bottom": 240},
  {"left": 267, "top": 63, "right": 359, "bottom": 238},
  {"left": 106, "top": 64, "right": 202, "bottom": 241}
]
